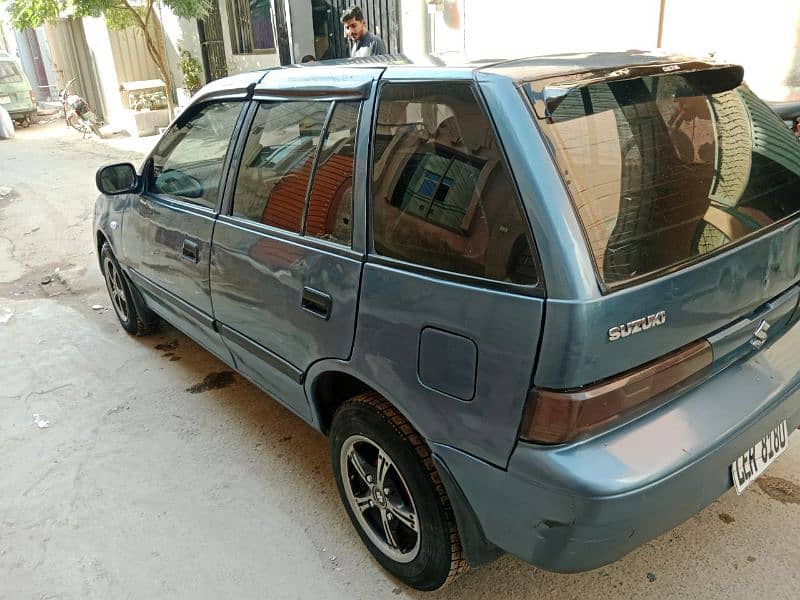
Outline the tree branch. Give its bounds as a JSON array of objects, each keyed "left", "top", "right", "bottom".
[{"left": 145, "top": 0, "right": 154, "bottom": 30}]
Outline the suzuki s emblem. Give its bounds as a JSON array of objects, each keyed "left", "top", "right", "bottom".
[
  {"left": 608, "top": 310, "right": 667, "bottom": 341},
  {"left": 750, "top": 320, "right": 770, "bottom": 349}
]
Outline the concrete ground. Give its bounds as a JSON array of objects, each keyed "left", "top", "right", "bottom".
[{"left": 1, "top": 121, "right": 799, "bottom": 600}]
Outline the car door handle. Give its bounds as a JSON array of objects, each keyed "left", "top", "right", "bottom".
[
  {"left": 181, "top": 239, "right": 200, "bottom": 264},
  {"left": 301, "top": 287, "right": 331, "bottom": 320}
]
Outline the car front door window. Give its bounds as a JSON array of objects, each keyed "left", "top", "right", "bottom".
[{"left": 149, "top": 101, "right": 243, "bottom": 208}]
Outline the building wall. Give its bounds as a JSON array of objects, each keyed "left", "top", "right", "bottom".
[
  {"left": 399, "top": 0, "right": 428, "bottom": 56},
  {"left": 158, "top": 0, "right": 289, "bottom": 90},
  {"left": 660, "top": 0, "right": 800, "bottom": 100},
  {"left": 287, "top": 0, "right": 315, "bottom": 62},
  {"left": 421, "top": 0, "right": 800, "bottom": 100},
  {"left": 0, "top": 7, "right": 14, "bottom": 54}
]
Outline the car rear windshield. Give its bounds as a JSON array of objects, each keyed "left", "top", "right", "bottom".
[
  {"left": 0, "top": 62, "right": 23, "bottom": 84},
  {"left": 532, "top": 72, "right": 800, "bottom": 288}
]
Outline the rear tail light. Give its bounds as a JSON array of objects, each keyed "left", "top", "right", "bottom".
[
  {"left": 29, "top": 90, "right": 36, "bottom": 103},
  {"left": 520, "top": 339, "right": 712, "bottom": 444}
]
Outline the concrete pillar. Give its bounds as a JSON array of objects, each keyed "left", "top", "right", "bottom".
[{"left": 288, "top": 0, "right": 315, "bottom": 62}]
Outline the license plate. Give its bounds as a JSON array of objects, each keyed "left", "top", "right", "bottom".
[
  {"left": 0, "top": 96, "right": 10, "bottom": 104},
  {"left": 731, "top": 420, "right": 789, "bottom": 494}
]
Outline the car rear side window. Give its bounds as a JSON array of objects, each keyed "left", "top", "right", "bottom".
[
  {"left": 0, "top": 62, "right": 23, "bottom": 83},
  {"left": 232, "top": 101, "right": 331, "bottom": 234},
  {"left": 371, "top": 82, "right": 538, "bottom": 285},
  {"left": 149, "top": 101, "right": 243, "bottom": 209},
  {"left": 533, "top": 73, "right": 800, "bottom": 288}
]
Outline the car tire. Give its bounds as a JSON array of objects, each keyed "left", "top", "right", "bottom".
[
  {"left": 330, "top": 392, "right": 468, "bottom": 591},
  {"left": 28, "top": 110, "right": 38, "bottom": 125},
  {"left": 100, "top": 243, "right": 158, "bottom": 336}
]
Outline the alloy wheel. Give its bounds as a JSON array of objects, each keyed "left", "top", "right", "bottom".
[
  {"left": 340, "top": 434, "right": 421, "bottom": 563},
  {"left": 103, "top": 257, "right": 129, "bottom": 323}
]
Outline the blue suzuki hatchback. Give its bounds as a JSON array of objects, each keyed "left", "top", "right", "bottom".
[{"left": 94, "top": 52, "right": 800, "bottom": 590}]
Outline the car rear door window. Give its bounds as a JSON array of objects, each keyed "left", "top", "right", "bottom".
[
  {"left": 371, "top": 82, "right": 538, "bottom": 285},
  {"left": 148, "top": 101, "right": 243, "bottom": 209},
  {"left": 304, "top": 101, "right": 359, "bottom": 245},
  {"left": 232, "top": 101, "right": 331, "bottom": 234}
]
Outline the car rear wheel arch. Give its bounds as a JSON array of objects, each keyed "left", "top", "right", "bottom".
[
  {"left": 309, "top": 370, "right": 373, "bottom": 435},
  {"left": 309, "top": 370, "right": 434, "bottom": 442},
  {"left": 308, "top": 369, "right": 498, "bottom": 570},
  {"left": 96, "top": 230, "right": 110, "bottom": 271}
]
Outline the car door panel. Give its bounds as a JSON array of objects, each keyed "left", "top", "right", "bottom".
[
  {"left": 211, "top": 220, "right": 362, "bottom": 369},
  {"left": 122, "top": 100, "right": 245, "bottom": 362},
  {"left": 126, "top": 196, "right": 215, "bottom": 314},
  {"left": 209, "top": 92, "right": 372, "bottom": 416}
]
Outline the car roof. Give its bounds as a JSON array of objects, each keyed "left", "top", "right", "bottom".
[
  {"left": 288, "top": 50, "right": 722, "bottom": 81},
  {"left": 193, "top": 50, "right": 726, "bottom": 103}
]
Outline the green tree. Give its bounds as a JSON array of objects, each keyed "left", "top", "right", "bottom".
[{"left": 6, "top": 0, "right": 211, "bottom": 116}]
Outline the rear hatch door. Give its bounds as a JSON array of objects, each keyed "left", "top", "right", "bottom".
[{"left": 529, "top": 64, "right": 800, "bottom": 389}]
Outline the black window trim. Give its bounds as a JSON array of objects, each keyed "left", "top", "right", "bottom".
[
  {"left": 143, "top": 98, "right": 250, "bottom": 214},
  {"left": 367, "top": 253, "right": 545, "bottom": 297},
  {"left": 300, "top": 100, "right": 337, "bottom": 233},
  {"left": 366, "top": 78, "right": 546, "bottom": 296},
  {"left": 220, "top": 96, "right": 363, "bottom": 253}
]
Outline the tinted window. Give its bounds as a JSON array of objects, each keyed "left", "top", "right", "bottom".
[
  {"left": 535, "top": 75, "right": 800, "bottom": 287},
  {"left": 305, "top": 101, "right": 358, "bottom": 245},
  {"left": 371, "top": 83, "right": 537, "bottom": 285},
  {"left": 149, "top": 101, "right": 242, "bottom": 208},
  {"left": 232, "top": 101, "right": 330, "bottom": 233}
]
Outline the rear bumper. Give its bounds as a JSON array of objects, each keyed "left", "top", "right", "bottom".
[{"left": 434, "top": 317, "right": 800, "bottom": 572}]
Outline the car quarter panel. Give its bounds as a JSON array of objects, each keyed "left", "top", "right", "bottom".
[
  {"left": 476, "top": 72, "right": 598, "bottom": 301},
  {"left": 345, "top": 264, "right": 544, "bottom": 467}
]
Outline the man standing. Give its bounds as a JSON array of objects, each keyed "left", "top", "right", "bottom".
[{"left": 341, "top": 6, "right": 386, "bottom": 58}]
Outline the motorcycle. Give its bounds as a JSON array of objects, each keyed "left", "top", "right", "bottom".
[{"left": 59, "top": 77, "right": 102, "bottom": 138}]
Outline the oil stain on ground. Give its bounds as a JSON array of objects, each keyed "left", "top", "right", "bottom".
[
  {"left": 756, "top": 476, "right": 800, "bottom": 505},
  {"left": 718, "top": 512, "right": 735, "bottom": 524},
  {"left": 155, "top": 339, "right": 179, "bottom": 352},
  {"left": 186, "top": 371, "right": 236, "bottom": 394}
]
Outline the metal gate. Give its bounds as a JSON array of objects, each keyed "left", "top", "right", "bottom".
[
  {"left": 108, "top": 27, "right": 160, "bottom": 83},
  {"left": 198, "top": 0, "right": 228, "bottom": 82},
  {"left": 325, "top": 0, "right": 401, "bottom": 59},
  {"left": 21, "top": 29, "right": 50, "bottom": 99}
]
